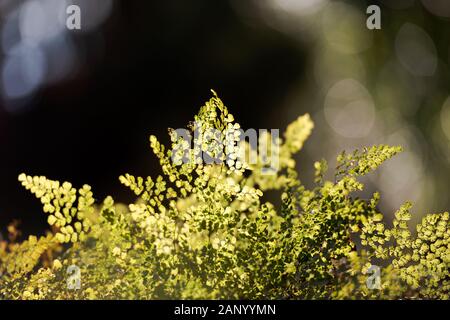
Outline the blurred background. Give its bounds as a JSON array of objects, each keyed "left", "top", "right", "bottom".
[{"left": 1, "top": 0, "right": 450, "bottom": 236}]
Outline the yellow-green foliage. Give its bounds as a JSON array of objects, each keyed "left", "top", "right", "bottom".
[{"left": 0, "top": 92, "right": 448, "bottom": 299}]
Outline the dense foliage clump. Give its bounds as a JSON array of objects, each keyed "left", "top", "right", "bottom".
[{"left": 0, "top": 92, "right": 448, "bottom": 299}]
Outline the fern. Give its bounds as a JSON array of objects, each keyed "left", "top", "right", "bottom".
[{"left": 0, "top": 92, "right": 448, "bottom": 299}]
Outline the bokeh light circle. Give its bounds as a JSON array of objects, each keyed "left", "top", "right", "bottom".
[
  {"left": 267, "top": 0, "right": 328, "bottom": 16},
  {"left": 19, "top": 0, "right": 66, "bottom": 47},
  {"left": 324, "top": 79, "right": 375, "bottom": 138},
  {"left": 2, "top": 44, "right": 47, "bottom": 100},
  {"left": 321, "top": 2, "right": 372, "bottom": 54},
  {"left": 395, "top": 23, "right": 437, "bottom": 77}
]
